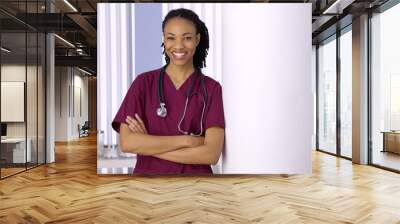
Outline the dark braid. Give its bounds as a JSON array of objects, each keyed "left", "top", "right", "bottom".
[{"left": 161, "top": 8, "right": 209, "bottom": 69}]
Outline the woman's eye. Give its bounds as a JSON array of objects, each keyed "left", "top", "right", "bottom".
[
  {"left": 167, "top": 37, "right": 174, "bottom": 40},
  {"left": 185, "top": 37, "right": 192, "bottom": 40}
]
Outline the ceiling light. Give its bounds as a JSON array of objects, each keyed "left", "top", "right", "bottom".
[
  {"left": 54, "top": 34, "right": 75, "bottom": 48},
  {"left": 1, "top": 47, "right": 11, "bottom": 53},
  {"left": 63, "top": 0, "right": 78, "bottom": 12},
  {"left": 323, "top": 0, "right": 355, "bottom": 15},
  {"left": 78, "top": 67, "right": 93, "bottom": 76}
]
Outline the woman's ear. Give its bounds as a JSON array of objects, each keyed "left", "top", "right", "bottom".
[{"left": 196, "top": 33, "right": 201, "bottom": 46}]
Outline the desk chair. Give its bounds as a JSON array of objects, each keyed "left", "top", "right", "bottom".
[{"left": 79, "top": 121, "right": 90, "bottom": 138}]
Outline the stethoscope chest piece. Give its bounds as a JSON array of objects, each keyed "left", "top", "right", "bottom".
[{"left": 157, "top": 103, "right": 167, "bottom": 118}]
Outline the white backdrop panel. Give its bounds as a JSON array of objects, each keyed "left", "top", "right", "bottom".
[{"left": 221, "top": 4, "right": 313, "bottom": 174}]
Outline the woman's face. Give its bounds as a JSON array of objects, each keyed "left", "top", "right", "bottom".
[{"left": 163, "top": 17, "right": 200, "bottom": 67}]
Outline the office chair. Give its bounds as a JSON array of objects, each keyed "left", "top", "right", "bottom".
[{"left": 79, "top": 121, "right": 90, "bottom": 138}]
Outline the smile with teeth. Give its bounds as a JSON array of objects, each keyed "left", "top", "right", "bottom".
[{"left": 172, "top": 52, "right": 187, "bottom": 60}]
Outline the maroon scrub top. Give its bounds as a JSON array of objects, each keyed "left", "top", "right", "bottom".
[{"left": 112, "top": 68, "right": 225, "bottom": 174}]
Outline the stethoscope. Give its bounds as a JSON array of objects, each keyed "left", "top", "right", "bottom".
[{"left": 157, "top": 65, "right": 208, "bottom": 136}]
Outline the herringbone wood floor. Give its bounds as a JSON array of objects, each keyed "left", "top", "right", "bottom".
[{"left": 1, "top": 135, "right": 400, "bottom": 224}]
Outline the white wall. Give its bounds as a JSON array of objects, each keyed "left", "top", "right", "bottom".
[
  {"left": 72, "top": 72, "right": 89, "bottom": 138},
  {"left": 54, "top": 66, "right": 89, "bottom": 141},
  {"left": 55, "top": 66, "right": 68, "bottom": 141},
  {"left": 221, "top": 4, "right": 312, "bottom": 174}
]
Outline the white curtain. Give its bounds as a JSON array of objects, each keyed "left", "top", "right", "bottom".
[
  {"left": 97, "top": 3, "right": 135, "bottom": 157},
  {"left": 162, "top": 3, "right": 223, "bottom": 83}
]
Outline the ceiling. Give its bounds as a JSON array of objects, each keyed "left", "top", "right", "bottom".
[
  {"left": 0, "top": 0, "right": 393, "bottom": 75},
  {"left": 0, "top": 0, "right": 99, "bottom": 74}
]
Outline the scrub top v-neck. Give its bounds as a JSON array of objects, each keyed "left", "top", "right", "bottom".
[{"left": 112, "top": 68, "right": 225, "bottom": 174}]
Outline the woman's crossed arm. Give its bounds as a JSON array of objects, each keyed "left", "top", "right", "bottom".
[{"left": 120, "top": 114, "right": 224, "bottom": 165}]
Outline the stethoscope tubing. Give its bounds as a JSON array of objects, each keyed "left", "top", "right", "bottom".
[{"left": 157, "top": 65, "right": 208, "bottom": 136}]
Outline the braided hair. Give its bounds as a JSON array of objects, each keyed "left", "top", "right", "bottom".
[{"left": 161, "top": 8, "right": 209, "bottom": 69}]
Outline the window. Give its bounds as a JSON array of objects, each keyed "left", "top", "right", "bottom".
[
  {"left": 340, "top": 27, "right": 352, "bottom": 158},
  {"left": 318, "top": 36, "right": 337, "bottom": 154},
  {"left": 371, "top": 3, "right": 400, "bottom": 171}
]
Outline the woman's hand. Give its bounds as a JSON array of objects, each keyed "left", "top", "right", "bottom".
[
  {"left": 189, "top": 136, "right": 205, "bottom": 147},
  {"left": 125, "top": 113, "right": 148, "bottom": 134},
  {"left": 125, "top": 113, "right": 204, "bottom": 147}
]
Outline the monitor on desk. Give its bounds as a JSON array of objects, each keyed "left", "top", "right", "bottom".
[{"left": 1, "top": 123, "right": 7, "bottom": 138}]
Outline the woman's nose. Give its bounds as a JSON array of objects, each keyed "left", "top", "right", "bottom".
[{"left": 174, "top": 39, "right": 184, "bottom": 49}]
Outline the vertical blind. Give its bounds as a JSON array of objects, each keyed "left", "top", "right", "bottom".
[{"left": 97, "top": 3, "right": 135, "bottom": 151}]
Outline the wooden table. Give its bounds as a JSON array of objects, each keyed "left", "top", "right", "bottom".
[{"left": 381, "top": 131, "right": 400, "bottom": 154}]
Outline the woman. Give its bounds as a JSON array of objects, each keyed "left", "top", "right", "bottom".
[{"left": 112, "top": 8, "right": 225, "bottom": 174}]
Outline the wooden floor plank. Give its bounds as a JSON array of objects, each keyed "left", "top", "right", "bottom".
[{"left": 0, "top": 135, "right": 400, "bottom": 223}]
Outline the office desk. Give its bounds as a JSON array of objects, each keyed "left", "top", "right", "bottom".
[
  {"left": 1, "top": 138, "right": 32, "bottom": 163},
  {"left": 381, "top": 131, "right": 400, "bottom": 154}
]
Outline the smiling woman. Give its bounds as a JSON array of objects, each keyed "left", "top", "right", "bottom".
[
  {"left": 163, "top": 18, "right": 199, "bottom": 70},
  {"left": 111, "top": 8, "right": 225, "bottom": 175}
]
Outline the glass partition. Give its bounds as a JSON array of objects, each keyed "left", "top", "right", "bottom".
[
  {"left": 38, "top": 32, "right": 45, "bottom": 165},
  {"left": 0, "top": 1, "right": 46, "bottom": 179},
  {"left": 1, "top": 31, "right": 28, "bottom": 177},
  {"left": 26, "top": 0, "right": 43, "bottom": 169},
  {"left": 27, "top": 30, "right": 38, "bottom": 169},
  {"left": 317, "top": 35, "right": 337, "bottom": 155}
]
